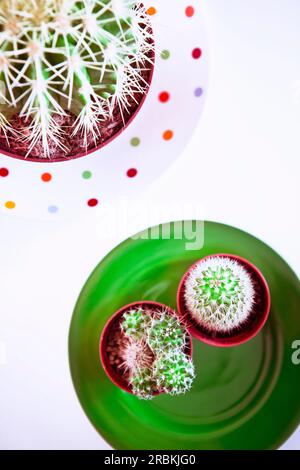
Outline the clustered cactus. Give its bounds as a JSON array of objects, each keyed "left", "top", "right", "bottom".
[
  {"left": 0, "top": 0, "right": 154, "bottom": 158},
  {"left": 184, "top": 256, "right": 255, "bottom": 333},
  {"left": 110, "top": 306, "right": 195, "bottom": 400}
]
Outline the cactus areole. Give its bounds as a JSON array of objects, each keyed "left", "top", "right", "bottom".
[
  {"left": 177, "top": 254, "right": 271, "bottom": 347},
  {"left": 100, "top": 301, "right": 195, "bottom": 400},
  {"left": 0, "top": 1, "right": 155, "bottom": 160}
]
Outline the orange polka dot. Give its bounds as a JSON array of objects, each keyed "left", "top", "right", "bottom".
[
  {"left": 147, "top": 6, "right": 157, "bottom": 16},
  {"left": 41, "top": 172, "right": 52, "bottom": 182},
  {"left": 163, "top": 130, "right": 174, "bottom": 141},
  {"left": 5, "top": 201, "right": 16, "bottom": 209}
]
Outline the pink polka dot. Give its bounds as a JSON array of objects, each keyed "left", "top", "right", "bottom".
[
  {"left": 127, "top": 168, "right": 138, "bottom": 178},
  {"left": 192, "top": 48, "right": 202, "bottom": 59}
]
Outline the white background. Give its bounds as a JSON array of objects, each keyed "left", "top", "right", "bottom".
[{"left": 0, "top": 0, "right": 299, "bottom": 449}]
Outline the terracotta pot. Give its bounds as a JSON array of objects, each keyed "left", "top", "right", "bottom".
[{"left": 177, "top": 254, "right": 271, "bottom": 347}]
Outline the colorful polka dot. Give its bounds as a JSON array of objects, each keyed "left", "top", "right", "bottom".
[
  {"left": 163, "top": 130, "right": 174, "bottom": 141},
  {"left": 185, "top": 6, "right": 195, "bottom": 17},
  {"left": 192, "top": 48, "right": 202, "bottom": 59},
  {"left": 161, "top": 50, "right": 170, "bottom": 60},
  {"left": 147, "top": 6, "right": 157, "bottom": 16},
  {"left": 127, "top": 168, "right": 138, "bottom": 178},
  {"left": 48, "top": 205, "right": 58, "bottom": 214},
  {"left": 159, "top": 91, "right": 170, "bottom": 103},
  {"left": 5, "top": 201, "right": 15, "bottom": 209},
  {"left": 41, "top": 172, "right": 52, "bottom": 182},
  {"left": 82, "top": 170, "right": 92, "bottom": 179},
  {"left": 87, "top": 198, "right": 98, "bottom": 207},
  {"left": 194, "top": 87, "right": 203, "bottom": 97},
  {"left": 130, "top": 137, "right": 140, "bottom": 147},
  {"left": 0, "top": 168, "right": 9, "bottom": 177}
]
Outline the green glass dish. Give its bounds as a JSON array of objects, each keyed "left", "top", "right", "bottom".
[{"left": 69, "top": 221, "right": 300, "bottom": 450}]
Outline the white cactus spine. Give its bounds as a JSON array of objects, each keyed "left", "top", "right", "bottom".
[{"left": 184, "top": 257, "right": 255, "bottom": 333}]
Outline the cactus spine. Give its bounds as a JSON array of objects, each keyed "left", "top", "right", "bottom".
[{"left": 0, "top": 1, "right": 154, "bottom": 158}]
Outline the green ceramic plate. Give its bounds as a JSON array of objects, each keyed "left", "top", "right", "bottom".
[{"left": 69, "top": 221, "right": 300, "bottom": 449}]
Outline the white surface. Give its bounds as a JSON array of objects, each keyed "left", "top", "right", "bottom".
[{"left": 0, "top": 0, "right": 299, "bottom": 450}]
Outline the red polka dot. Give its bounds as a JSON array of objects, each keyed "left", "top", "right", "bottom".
[
  {"left": 0, "top": 168, "right": 9, "bottom": 177},
  {"left": 192, "top": 48, "right": 202, "bottom": 59},
  {"left": 127, "top": 168, "right": 138, "bottom": 178},
  {"left": 185, "top": 6, "right": 195, "bottom": 17},
  {"left": 159, "top": 91, "right": 170, "bottom": 103},
  {"left": 87, "top": 198, "right": 98, "bottom": 207},
  {"left": 41, "top": 172, "right": 52, "bottom": 182}
]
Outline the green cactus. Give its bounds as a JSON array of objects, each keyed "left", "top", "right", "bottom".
[
  {"left": 154, "top": 351, "right": 195, "bottom": 396},
  {"left": 184, "top": 256, "right": 255, "bottom": 333},
  {"left": 121, "top": 307, "right": 150, "bottom": 341},
  {"left": 148, "top": 313, "right": 186, "bottom": 353},
  {"left": 130, "top": 367, "right": 156, "bottom": 400}
]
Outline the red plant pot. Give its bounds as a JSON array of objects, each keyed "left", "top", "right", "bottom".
[
  {"left": 0, "top": 5, "right": 155, "bottom": 163},
  {"left": 177, "top": 254, "right": 271, "bottom": 348},
  {"left": 100, "top": 301, "right": 193, "bottom": 396}
]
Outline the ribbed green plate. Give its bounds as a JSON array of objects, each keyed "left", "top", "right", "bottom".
[{"left": 69, "top": 221, "right": 300, "bottom": 449}]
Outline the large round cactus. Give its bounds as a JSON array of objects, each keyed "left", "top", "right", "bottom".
[
  {"left": 184, "top": 256, "right": 255, "bottom": 333},
  {"left": 0, "top": 0, "right": 154, "bottom": 159}
]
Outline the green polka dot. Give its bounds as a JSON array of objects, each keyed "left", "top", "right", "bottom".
[
  {"left": 130, "top": 137, "right": 140, "bottom": 147},
  {"left": 82, "top": 170, "right": 92, "bottom": 179},
  {"left": 161, "top": 50, "right": 170, "bottom": 60}
]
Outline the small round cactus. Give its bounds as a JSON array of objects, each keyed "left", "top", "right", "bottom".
[
  {"left": 148, "top": 313, "right": 186, "bottom": 353},
  {"left": 106, "top": 304, "right": 195, "bottom": 400},
  {"left": 120, "top": 338, "right": 153, "bottom": 373},
  {"left": 154, "top": 351, "right": 195, "bottom": 396},
  {"left": 130, "top": 367, "right": 156, "bottom": 400},
  {"left": 184, "top": 256, "right": 255, "bottom": 333},
  {"left": 0, "top": 0, "right": 154, "bottom": 159},
  {"left": 121, "top": 307, "right": 150, "bottom": 341}
]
